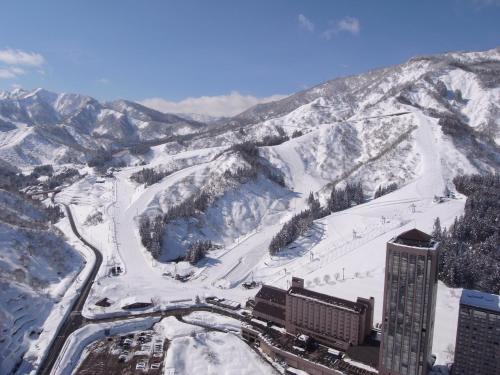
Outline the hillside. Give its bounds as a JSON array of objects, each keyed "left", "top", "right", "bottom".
[
  {"left": 121, "top": 48, "right": 500, "bottom": 261},
  {"left": 1, "top": 47, "right": 499, "bottom": 372},
  {"left": 0, "top": 190, "right": 83, "bottom": 374},
  {"left": 2, "top": 48, "right": 496, "bottom": 263}
]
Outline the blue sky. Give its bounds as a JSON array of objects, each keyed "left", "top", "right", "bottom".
[{"left": 0, "top": 0, "right": 498, "bottom": 116}]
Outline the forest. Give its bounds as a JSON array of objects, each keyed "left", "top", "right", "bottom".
[
  {"left": 435, "top": 173, "right": 499, "bottom": 294},
  {"left": 130, "top": 167, "right": 174, "bottom": 186}
]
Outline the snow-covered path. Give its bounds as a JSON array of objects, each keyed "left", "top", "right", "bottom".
[{"left": 112, "top": 162, "right": 209, "bottom": 278}]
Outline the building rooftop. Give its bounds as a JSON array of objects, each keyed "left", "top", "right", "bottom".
[
  {"left": 390, "top": 228, "right": 437, "bottom": 249},
  {"left": 460, "top": 289, "right": 500, "bottom": 313},
  {"left": 256, "top": 285, "right": 287, "bottom": 305},
  {"left": 288, "top": 287, "right": 366, "bottom": 313}
]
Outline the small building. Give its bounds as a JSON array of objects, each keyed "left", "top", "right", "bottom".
[
  {"left": 206, "top": 297, "right": 241, "bottom": 310},
  {"left": 452, "top": 289, "right": 500, "bottom": 375},
  {"left": 253, "top": 284, "right": 287, "bottom": 326}
]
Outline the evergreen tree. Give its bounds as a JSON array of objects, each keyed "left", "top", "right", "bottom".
[
  {"left": 432, "top": 217, "right": 442, "bottom": 240},
  {"left": 438, "top": 173, "right": 500, "bottom": 294}
]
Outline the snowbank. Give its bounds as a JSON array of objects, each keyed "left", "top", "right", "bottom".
[{"left": 51, "top": 317, "right": 159, "bottom": 375}]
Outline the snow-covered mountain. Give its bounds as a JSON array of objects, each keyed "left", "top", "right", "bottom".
[
  {"left": 173, "top": 112, "right": 226, "bottom": 125},
  {"left": 0, "top": 88, "right": 205, "bottom": 167},
  {"left": 84, "top": 47, "right": 494, "bottom": 265},
  {"left": 165, "top": 48, "right": 499, "bottom": 193},
  {"left": 2, "top": 48, "right": 498, "bottom": 374},
  {"left": 2, "top": 48, "right": 499, "bottom": 260}
]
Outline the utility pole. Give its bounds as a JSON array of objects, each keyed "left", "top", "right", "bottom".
[{"left": 342, "top": 267, "right": 345, "bottom": 281}]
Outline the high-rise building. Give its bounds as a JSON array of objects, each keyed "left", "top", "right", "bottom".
[
  {"left": 453, "top": 289, "right": 500, "bottom": 375},
  {"left": 379, "top": 229, "right": 439, "bottom": 375}
]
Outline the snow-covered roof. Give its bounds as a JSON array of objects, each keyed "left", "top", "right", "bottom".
[
  {"left": 288, "top": 287, "right": 366, "bottom": 313},
  {"left": 460, "top": 289, "right": 500, "bottom": 313},
  {"left": 120, "top": 296, "right": 152, "bottom": 307},
  {"left": 390, "top": 228, "right": 437, "bottom": 249}
]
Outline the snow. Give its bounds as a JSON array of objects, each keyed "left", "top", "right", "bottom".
[
  {"left": 460, "top": 289, "right": 500, "bottom": 313},
  {"left": 155, "top": 317, "right": 275, "bottom": 375},
  {"left": 153, "top": 316, "right": 204, "bottom": 340},
  {"left": 0, "top": 193, "right": 86, "bottom": 375},
  {"left": 3, "top": 48, "right": 499, "bottom": 372},
  {"left": 183, "top": 311, "right": 242, "bottom": 332},
  {"left": 54, "top": 101, "right": 469, "bottom": 365}
]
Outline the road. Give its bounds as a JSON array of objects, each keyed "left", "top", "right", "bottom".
[
  {"left": 37, "top": 205, "right": 103, "bottom": 375},
  {"left": 36, "top": 204, "right": 254, "bottom": 375}
]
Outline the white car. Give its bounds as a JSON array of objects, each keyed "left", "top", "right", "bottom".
[
  {"left": 136, "top": 362, "right": 146, "bottom": 370},
  {"left": 151, "top": 363, "right": 160, "bottom": 370}
]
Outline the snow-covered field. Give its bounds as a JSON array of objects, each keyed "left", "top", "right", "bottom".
[
  {"left": 155, "top": 317, "right": 275, "bottom": 375},
  {"left": 183, "top": 311, "right": 242, "bottom": 332}
]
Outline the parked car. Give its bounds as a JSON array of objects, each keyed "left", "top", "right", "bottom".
[{"left": 136, "top": 361, "right": 146, "bottom": 370}]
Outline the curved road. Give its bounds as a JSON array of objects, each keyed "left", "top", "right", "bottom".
[{"left": 37, "top": 205, "right": 103, "bottom": 375}]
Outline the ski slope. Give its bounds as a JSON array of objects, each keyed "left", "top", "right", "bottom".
[{"left": 51, "top": 108, "right": 468, "bottom": 367}]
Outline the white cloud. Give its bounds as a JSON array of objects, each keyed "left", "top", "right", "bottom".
[
  {"left": 140, "top": 91, "right": 288, "bottom": 118},
  {"left": 0, "top": 69, "right": 16, "bottom": 79},
  {"left": 97, "top": 77, "right": 110, "bottom": 84},
  {"left": 298, "top": 14, "right": 315, "bottom": 32},
  {"left": 0, "top": 48, "right": 45, "bottom": 66},
  {"left": 337, "top": 17, "right": 360, "bottom": 35},
  {"left": 471, "top": 0, "right": 500, "bottom": 7},
  {"left": 0, "top": 67, "right": 26, "bottom": 79},
  {"left": 322, "top": 16, "right": 361, "bottom": 39}
]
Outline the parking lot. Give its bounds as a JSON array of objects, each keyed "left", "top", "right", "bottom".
[{"left": 75, "top": 330, "right": 168, "bottom": 374}]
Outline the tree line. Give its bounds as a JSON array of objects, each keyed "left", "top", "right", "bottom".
[
  {"left": 328, "top": 181, "right": 364, "bottom": 212},
  {"left": 373, "top": 182, "right": 398, "bottom": 199},
  {"left": 130, "top": 167, "right": 174, "bottom": 186},
  {"left": 0, "top": 164, "right": 79, "bottom": 192},
  {"left": 230, "top": 142, "right": 285, "bottom": 186},
  {"left": 434, "top": 173, "right": 499, "bottom": 294},
  {"left": 185, "top": 240, "right": 215, "bottom": 264},
  {"left": 268, "top": 200, "right": 326, "bottom": 255},
  {"left": 269, "top": 183, "right": 366, "bottom": 255},
  {"left": 139, "top": 215, "right": 163, "bottom": 259}
]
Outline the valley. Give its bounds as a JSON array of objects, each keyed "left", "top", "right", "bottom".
[{"left": 0, "top": 47, "right": 498, "bottom": 375}]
